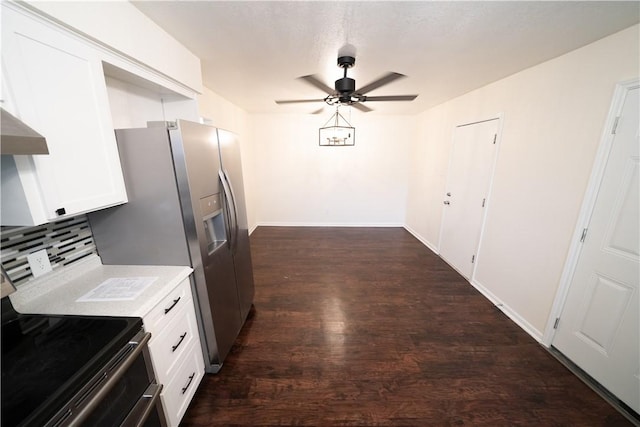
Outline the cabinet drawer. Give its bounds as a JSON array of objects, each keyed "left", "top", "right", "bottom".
[
  {"left": 148, "top": 300, "right": 199, "bottom": 383},
  {"left": 160, "top": 342, "right": 205, "bottom": 427},
  {"left": 145, "top": 278, "right": 192, "bottom": 337}
]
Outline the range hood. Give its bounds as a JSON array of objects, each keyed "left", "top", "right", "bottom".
[{"left": 1, "top": 108, "right": 49, "bottom": 155}]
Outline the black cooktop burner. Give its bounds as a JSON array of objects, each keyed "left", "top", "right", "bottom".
[{"left": 1, "top": 308, "right": 142, "bottom": 427}]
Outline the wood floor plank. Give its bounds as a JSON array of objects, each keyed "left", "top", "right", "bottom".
[{"left": 180, "top": 227, "right": 632, "bottom": 426}]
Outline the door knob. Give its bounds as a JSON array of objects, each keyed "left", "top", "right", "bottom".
[
  {"left": 446, "top": 192, "right": 451, "bottom": 197},
  {"left": 443, "top": 201, "right": 450, "bottom": 205}
]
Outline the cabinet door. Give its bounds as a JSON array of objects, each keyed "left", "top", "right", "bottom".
[{"left": 1, "top": 5, "right": 127, "bottom": 224}]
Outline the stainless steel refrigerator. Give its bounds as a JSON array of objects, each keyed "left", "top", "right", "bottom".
[{"left": 88, "top": 120, "right": 255, "bottom": 373}]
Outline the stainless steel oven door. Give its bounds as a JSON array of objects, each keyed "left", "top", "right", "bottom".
[
  {"left": 46, "top": 331, "right": 166, "bottom": 427},
  {"left": 121, "top": 383, "right": 164, "bottom": 427}
]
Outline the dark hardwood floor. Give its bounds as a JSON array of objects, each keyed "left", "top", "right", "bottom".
[{"left": 181, "top": 227, "right": 631, "bottom": 426}]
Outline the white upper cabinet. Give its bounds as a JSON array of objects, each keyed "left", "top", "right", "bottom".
[
  {"left": 1, "top": 5, "right": 127, "bottom": 226},
  {"left": 25, "top": 1, "right": 202, "bottom": 96}
]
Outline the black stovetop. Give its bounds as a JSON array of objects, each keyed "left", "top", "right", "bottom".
[{"left": 1, "top": 297, "right": 142, "bottom": 427}]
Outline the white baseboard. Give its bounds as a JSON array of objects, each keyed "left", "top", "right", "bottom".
[
  {"left": 254, "top": 221, "right": 405, "bottom": 228},
  {"left": 403, "top": 225, "right": 545, "bottom": 344},
  {"left": 403, "top": 225, "right": 439, "bottom": 254},
  {"left": 470, "top": 278, "right": 545, "bottom": 344}
]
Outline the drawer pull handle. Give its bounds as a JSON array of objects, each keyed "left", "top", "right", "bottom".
[
  {"left": 181, "top": 372, "right": 196, "bottom": 394},
  {"left": 172, "top": 332, "right": 187, "bottom": 352},
  {"left": 164, "top": 297, "right": 181, "bottom": 314}
]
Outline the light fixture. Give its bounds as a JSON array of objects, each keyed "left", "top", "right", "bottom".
[{"left": 319, "top": 107, "right": 355, "bottom": 146}]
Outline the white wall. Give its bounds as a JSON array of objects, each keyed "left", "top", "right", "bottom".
[
  {"left": 250, "top": 112, "right": 414, "bottom": 227},
  {"left": 105, "top": 76, "right": 200, "bottom": 128},
  {"left": 405, "top": 24, "right": 640, "bottom": 339},
  {"left": 198, "top": 87, "right": 248, "bottom": 134},
  {"left": 405, "top": 106, "right": 451, "bottom": 252}
]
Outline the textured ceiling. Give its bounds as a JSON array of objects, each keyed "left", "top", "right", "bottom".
[{"left": 132, "top": 1, "right": 639, "bottom": 115}]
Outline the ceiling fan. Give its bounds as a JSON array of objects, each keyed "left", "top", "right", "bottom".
[{"left": 275, "top": 55, "right": 418, "bottom": 113}]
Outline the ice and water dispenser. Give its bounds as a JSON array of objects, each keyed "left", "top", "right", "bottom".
[{"left": 201, "top": 194, "right": 226, "bottom": 254}]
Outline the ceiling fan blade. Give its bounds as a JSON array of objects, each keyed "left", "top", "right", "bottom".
[
  {"left": 275, "top": 99, "right": 326, "bottom": 104},
  {"left": 351, "top": 102, "right": 373, "bottom": 113},
  {"left": 311, "top": 107, "right": 325, "bottom": 115},
  {"left": 298, "top": 75, "right": 335, "bottom": 95},
  {"left": 357, "top": 72, "right": 406, "bottom": 95},
  {"left": 364, "top": 95, "right": 418, "bottom": 102}
]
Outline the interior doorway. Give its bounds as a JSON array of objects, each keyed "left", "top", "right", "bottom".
[
  {"left": 550, "top": 80, "right": 639, "bottom": 414},
  {"left": 438, "top": 117, "right": 501, "bottom": 280}
]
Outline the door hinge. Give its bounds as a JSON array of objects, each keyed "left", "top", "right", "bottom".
[
  {"left": 553, "top": 317, "right": 560, "bottom": 329},
  {"left": 580, "top": 228, "right": 588, "bottom": 243},
  {"left": 493, "top": 134, "right": 497, "bottom": 144},
  {"left": 471, "top": 255, "right": 475, "bottom": 264},
  {"left": 611, "top": 116, "right": 620, "bottom": 134},
  {"left": 482, "top": 198, "right": 486, "bottom": 207}
]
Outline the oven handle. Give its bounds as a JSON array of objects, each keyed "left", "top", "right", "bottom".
[
  {"left": 120, "top": 383, "right": 164, "bottom": 427},
  {"left": 67, "top": 331, "right": 152, "bottom": 427}
]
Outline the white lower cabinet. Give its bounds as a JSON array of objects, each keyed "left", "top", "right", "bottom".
[
  {"left": 143, "top": 277, "right": 205, "bottom": 427},
  {"left": 161, "top": 341, "right": 206, "bottom": 427}
]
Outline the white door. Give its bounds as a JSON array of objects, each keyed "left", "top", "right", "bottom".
[
  {"left": 439, "top": 118, "right": 500, "bottom": 279},
  {"left": 552, "top": 85, "right": 639, "bottom": 413}
]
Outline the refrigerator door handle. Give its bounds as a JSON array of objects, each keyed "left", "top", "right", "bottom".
[
  {"left": 219, "top": 169, "right": 234, "bottom": 251},
  {"left": 222, "top": 169, "right": 239, "bottom": 255}
]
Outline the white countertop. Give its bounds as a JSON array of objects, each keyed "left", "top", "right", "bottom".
[{"left": 10, "top": 254, "right": 193, "bottom": 318}]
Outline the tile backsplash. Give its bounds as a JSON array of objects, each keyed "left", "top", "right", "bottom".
[{"left": 1, "top": 215, "right": 97, "bottom": 286}]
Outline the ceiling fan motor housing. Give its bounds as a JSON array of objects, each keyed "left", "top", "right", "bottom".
[{"left": 335, "top": 77, "right": 355, "bottom": 94}]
